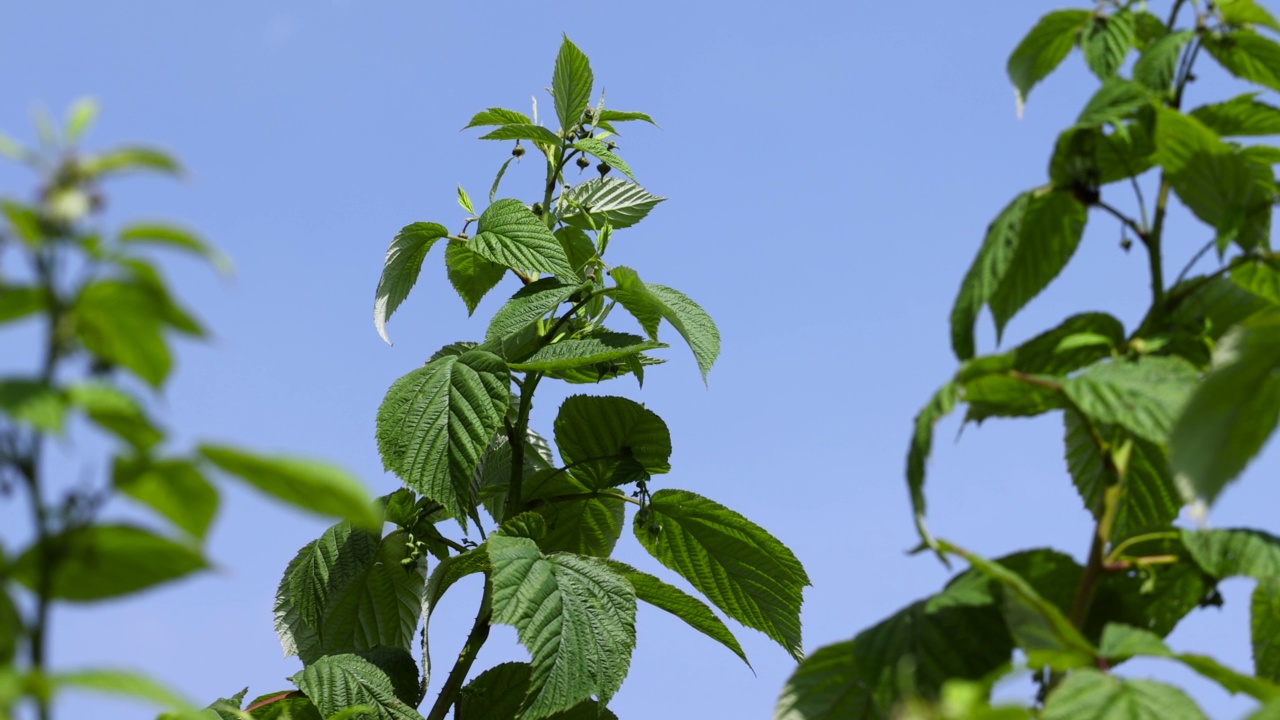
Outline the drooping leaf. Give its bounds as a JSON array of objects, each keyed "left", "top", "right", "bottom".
[
  {"left": 552, "top": 394, "right": 670, "bottom": 489},
  {"left": 1170, "top": 314, "right": 1280, "bottom": 504},
  {"left": 1191, "top": 94, "right": 1280, "bottom": 136},
  {"left": 295, "top": 654, "right": 423, "bottom": 720},
  {"left": 376, "top": 351, "right": 509, "bottom": 524},
  {"left": 199, "top": 445, "right": 381, "bottom": 530},
  {"left": 464, "top": 107, "right": 533, "bottom": 129},
  {"left": 479, "top": 124, "right": 562, "bottom": 145},
  {"left": 485, "top": 277, "right": 583, "bottom": 344},
  {"left": 373, "top": 222, "right": 449, "bottom": 344},
  {"left": 552, "top": 36, "right": 593, "bottom": 135},
  {"left": 444, "top": 241, "right": 507, "bottom": 315},
  {"left": 508, "top": 333, "right": 664, "bottom": 373},
  {"left": 647, "top": 284, "right": 720, "bottom": 382},
  {"left": 607, "top": 267, "right": 662, "bottom": 339},
  {"left": 10, "top": 524, "right": 207, "bottom": 601},
  {"left": 1205, "top": 29, "right": 1280, "bottom": 94},
  {"left": 471, "top": 199, "right": 574, "bottom": 278},
  {"left": 52, "top": 669, "right": 197, "bottom": 713},
  {"left": 489, "top": 157, "right": 514, "bottom": 203},
  {"left": 906, "top": 381, "right": 961, "bottom": 542},
  {"left": 487, "top": 535, "right": 635, "bottom": 719},
  {"left": 554, "top": 226, "right": 596, "bottom": 280},
  {"left": 571, "top": 138, "right": 634, "bottom": 180},
  {"left": 113, "top": 455, "right": 218, "bottom": 539},
  {"left": 1007, "top": 10, "right": 1092, "bottom": 111},
  {"left": 561, "top": 178, "right": 664, "bottom": 231},
  {"left": 951, "top": 192, "right": 1030, "bottom": 360},
  {"left": 1042, "top": 668, "right": 1206, "bottom": 719},
  {"left": 1134, "top": 30, "right": 1196, "bottom": 92},
  {"left": 1082, "top": 10, "right": 1137, "bottom": 80},
  {"left": 773, "top": 640, "right": 870, "bottom": 720},
  {"left": 73, "top": 280, "right": 171, "bottom": 387},
  {"left": 1098, "top": 623, "right": 1280, "bottom": 700},
  {"left": 635, "top": 489, "right": 809, "bottom": 659},
  {"left": 1062, "top": 356, "right": 1198, "bottom": 444}
]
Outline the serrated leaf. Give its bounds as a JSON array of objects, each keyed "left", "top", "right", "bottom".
[
  {"left": 1082, "top": 11, "right": 1137, "bottom": 80},
  {"left": 489, "top": 156, "right": 514, "bottom": 203},
  {"left": 554, "top": 226, "right": 596, "bottom": 280},
  {"left": 1205, "top": 29, "right": 1280, "bottom": 93},
  {"left": 376, "top": 351, "right": 509, "bottom": 524},
  {"left": 609, "top": 267, "right": 661, "bottom": 339},
  {"left": 1254, "top": 579, "right": 1280, "bottom": 683},
  {"left": 200, "top": 445, "right": 381, "bottom": 529},
  {"left": 561, "top": 178, "right": 664, "bottom": 231},
  {"left": 1011, "top": 312, "right": 1125, "bottom": 375},
  {"left": 456, "top": 185, "right": 475, "bottom": 215},
  {"left": 1169, "top": 314, "right": 1280, "bottom": 503},
  {"left": 485, "top": 277, "right": 583, "bottom": 343},
  {"left": 1042, "top": 668, "right": 1206, "bottom": 719},
  {"left": 73, "top": 280, "right": 172, "bottom": 386},
  {"left": 1076, "top": 79, "right": 1154, "bottom": 128},
  {"left": 906, "top": 381, "right": 961, "bottom": 542},
  {"left": 464, "top": 107, "right": 533, "bottom": 129},
  {"left": 419, "top": 547, "right": 488, "bottom": 692},
  {"left": 457, "top": 663, "right": 618, "bottom": 720},
  {"left": 552, "top": 36, "right": 593, "bottom": 135},
  {"left": 444, "top": 242, "right": 507, "bottom": 315},
  {"left": 647, "top": 284, "right": 720, "bottom": 382},
  {"left": 10, "top": 524, "right": 207, "bottom": 601},
  {"left": 1062, "top": 356, "right": 1198, "bottom": 444},
  {"left": 553, "top": 394, "right": 670, "bottom": 489},
  {"left": 1191, "top": 94, "right": 1280, "bottom": 136},
  {"left": 53, "top": 669, "right": 197, "bottom": 713},
  {"left": 113, "top": 456, "right": 218, "bottom": 539},
  {"left": 596, "top": 109, "right": 657, "bottom": 126},
  {"left": 479, "top": 124, "right": 562, "bottom": 145},
  {"left": 571, "top": 138, "right": 633, "bottom": 180},
  {"left": 472, "top": 199, "right": 573, "bottom": 278},
  {"left": 1234, "top": 255, "right": 1280, "bottom": 305},
  {"left": 487, "top": 535, "right": 635, "bottom": 719},
  {"left": 1135, "top": 30, "right": 1195, "bottom": 91},
  {"left": 951, "top": 193, "right": 1030, "bottom": 360},
  {"left": 508, "top": 333, "right": 664, "bottom": 372},
  {"left": 296, "top": 654, "right": 423, "bottom": 720},
  {"left": 636, "top": 489, "right": 809, "bottom": 659},
  {"left": 524, "top": 471, "right": 626, "bottom": 557},
  {"left": 1007, "top": 10, "right": 1092, "bottom": 111},
  {"left": 373, "top": 222, "right": 449, "bottom": 344},
  {"left": 1181, "top": 528, "right": 1280, "bottom": 581}
]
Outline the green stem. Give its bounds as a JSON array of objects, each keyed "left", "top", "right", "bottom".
[
  {"left": 424, "top": 581, "right": 493, "bottom": 720},
  {"left": 504, "top": 371, "right": 542, "bottom": 524},
  {"left": 1095, "top": 201, "right": 1148, "bottom": 243},
  {"left": 1145, "top": 178, "right": 1170, "bottom": 309}
]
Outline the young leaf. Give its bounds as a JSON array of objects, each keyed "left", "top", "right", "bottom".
[
  {"left": 1134, "top": 30, "right": 1195, "bottom": 92},
  {"left": 444, "top": 242, "right": 507, "bottom": 315},
  {"left": 464, "top": 107, "right": 532, "bottom": 128},
  {"left": 1007, "top": 10, "right": 1092, "bottom": 112},
  {"left": 552, "top": 36, "right": 594, "bottom": 135},
  {"left": 508, "top": 333, "right": 664, "bottom": 373},
  {"left": 570, "top": 138, "right": 633, "bottom": 180},
  {"left": 560, "top": 178, "right": 665, "bottom": 231},
  {"left": 647, "top": 284, "right": 720, "bottom": 383},
  {"left": 295, "top": 654, "right": 423, "bottom": 720},
  {"left": 199, "top": 445, "right": 382, "bottom": 530},
  {"left": 1061, "top": 355, "right": 1198, "bottom": 444},
  {"left": 1042, "top": 669, "right": 1207, "bottom": 719},
  {"left": 485, "top": 277, "right": 584, "bottom": 344},
  {"left": 1169, "top": 314, "right": 1280, "bottom": 504},
  {"left": 375, "top": 350, "right": 509, "bottom": 524},
  {"left": 456, "top": 184, "right": 475, "bottom": 215},
  {"left": 1204, "top": 30, "right": 1280, "bottom": 93},
  {"left": 1191, "top": 93, "right": 1280, "bottom": 136},
  {"left": 489, "top": 156, "right": 514, "bottom": 203},
  {"left": 472, "top": 199, "right": 574, "bottom": 278},
  {"left": 1082, "top": 10, "right": 1137, "bottom": 80},
  {"left": 553, "top": 394, "right": 671, "bottom": 489},
  {"left": 73, "top": 280, "right": 172, "bottom": 387},
  {"left": 373, "top": 222, "right": 449, "bottom": 344},
  {"left": 487, "top": 535, "right": 635, "bottom": 719},
  {"left": 113, "top": 455, "right": 218, "bottom": 539},
  {"left": 479, "top": 124, "right": 563, "bottom": 145},
  {"left": 635, "top": 489, "right": 809, "bottom": 660},
  {"left": 10, "top": 524, "right": 207, "bottom": 601}
]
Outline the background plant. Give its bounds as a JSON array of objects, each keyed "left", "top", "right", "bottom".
[{"left": 776, "top": 1, "right": 1280, "bottom": 718}]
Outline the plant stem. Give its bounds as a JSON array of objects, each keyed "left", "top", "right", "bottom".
[
  {"left": 425, "top": 581, "right": 493, "bottom": 720},
  {"left": 1095, "top": 200, "right": 1147, "bottom": 242},
  {"left": 1145, "top": 178, "right": 1170, "bottom": 309},
  {"left": 504, "top": 371, "right": 542, "bottom": 524}
]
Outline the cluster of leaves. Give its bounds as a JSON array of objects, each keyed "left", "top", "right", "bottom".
[
  {"left": 777, "top": 2, "right": 1280, "bottom": 718},
  {"left": 0, "top": 104, "right": 391, "bottom": 719},
  {"left": 200, "top": 37, "right": 809, "bottom": 720}
]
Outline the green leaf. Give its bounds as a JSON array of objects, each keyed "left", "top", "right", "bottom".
[
  {"left": 1140, "top": 274, "right": 1272, "bottom": 367},
  {"left": 472, "top": 199, "right": 573, "bottom": 278},
  {"left": 1134, "top": 30, "right": 1195, "bottom": 92},
  {"left": 1191, "top": 94, "right": 1280, "bottom": 136},
  {"left": 554, "top": 226, "right": 596, "bottom": 280},
  {"left": 523, "top": 471, "right": 626, "bottom": 556},
  {"left": 607, "top": 267, "right": 661, "bottom": 339},
  {"left": 570, "top": 138, "right": 633, "bottom": 180},
  {"left": 479, "top": 124, "right": 563, "bottom": 145},
  {"left": 961, "top": 372, "right": 1063, "bottom": 422},
  {"left": 1082, "top": 11, "right": 1137, "bottom": 81},
  {"left": 0, "top": 378, "right": 66, "bottom": 432},
  {"left": 373, "top": 222, "right": 449, "bottom": 344},
  {"left": 296, "top": 654, "right": 423, "bottom": 720},
  {"left": 444, "top": 241, "right": 507, "bottom": 316},
  {"left": 0, "top": 587, "right": 17, "bottom": 664},
  {"left": 487, "top": 535, "right": 635, "bottom": 719},
  {"left": 1076, "top": 79, "right": 1154, "bottom": 128},
  {"left": 485, "top": 277, "right": 583, "bottom": 343},
  {"left": 951, "top": 193, "right": 1029, "bottom": 360},
  {"left": 1205, "top": 30, "right": 1280, "bottom": 93},
  {"left": 73, "top": 280, "right": 172, "bottom": 387},
  {"left": 773, "top": 640, "right": 869, "bottom": 720},
  {"left": 1062, "top": 356, "right": 1198, "bottom": 444},
  {"left": 0, "top": 285, "right": 46, "bottom": 324},
  {"left": 1042, "top": 668, "right": 1206, "bottom": 719},
  {"left": 476, "top": 428, "right": 556, "bottom": 521},
  {"left": 113, "top": 455, "right": 218, "bottom": 539},
  {"left": 553, "top": 394, "right": 671, "bottom": 489},
  {"left": 1007, "top": 10, "right": 1092, "bottom": 111},
  {"left": 906, "top": 381, "right": 961, "bottom": 543},
  {"left": 489, "top": 157, "right": 514, "bottom": 204},
  {"left": 82, "top": 146, "right": 181, "bottom": 176},
  {"left": 375, "top": 350, "right": 509, "bottom": 524},
  {"left": 508, "top": 333, "right": 664, "bottom": 373},
  {"left": 1181, "top": 528, "right": 1280, "bottom": 581},
  {"left": 636, "top": 489, "right": 809, "bottom": 659},
  {"left": 1169, "top": 314, "right": 1280, "bottom": 503},
  {"left": 11, "top": 524, "right": 207, "bottom": 601},
  {"left": 605, "top": 560, "right": 749, "bottom": 667},
  {"left": 456, "top": 185, "right": 475, "bottom": 215},
  {"left": 464, "top": 107, "right": 532, "bottom": 129},
  {"left": 68, "top": 382, "right": 163, "bottom": 450},
  {"left": 646, "top": 284, "right": 720, "bottom": 382},
  {"left": 561, "top": 178, "right": 664, "bottom": 231},
  {"left": 53, "top": 669, "right": 197, "bottom": 713},
  {"left": 1090, "top": 537, "right": 1218, "bottom": 640},
  {"left": 596, "top": 109, "right": 657, "bottom": 126},
  {"left": 118, "top": 222, "right": 230, "bottom": 274},
  {"left": 1221, "top": 0, "right": 1280, "bottom": 32},
  {"left": 552, "top": 36, "right": 593, "bottom": 135},
  {"left": 200, "top": 445, "right": 380, "bottom": 529},
  {"left": 1010, "top": 312, "right": 1125, "bottom": 376},
  {"left": 457, "top": 663, "right": 618, "bottom": 720},
  {"left": 1063, "top": 409, "right": 1179, "bottom": 541},
  {"left": 1254, "top": 578, "right": 1280, "bottom": 683},
  {"left": 1098, "top": 623, "right": 1280, "bottom": 700}
]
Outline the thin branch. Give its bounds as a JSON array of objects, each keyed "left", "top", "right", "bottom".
[
  {"left": 1095, "top": 200, "right": 1148, "bottom": 241},
  {"left": 1173, "top": 238, "right": 1217, "bottom": 286}
]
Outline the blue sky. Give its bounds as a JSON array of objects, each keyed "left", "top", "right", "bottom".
[{"left": 2, "top": 1, "right": 1278, "bottom": 718}]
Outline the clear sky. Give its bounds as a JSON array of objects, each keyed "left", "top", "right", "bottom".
[{"left": 2, "top": 2, "right": 1278, "bottom": 718}]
